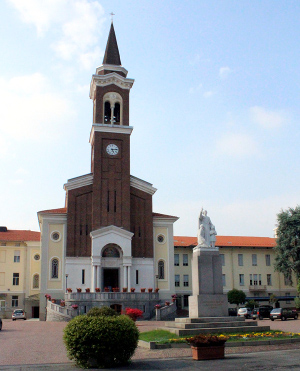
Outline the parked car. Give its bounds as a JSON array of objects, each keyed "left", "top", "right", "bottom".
[
  {"left": 12, "top": 309, "right": 26, "bottom": 321},
  {"left": 251, "top": 305, "right": 273, "bottom": 320},
  {"left": 270, "top": 308, "right": 298, "bottom": 321},
  {"left": 0, "top": 317, "right": 2, "bottom": 330},
  {"left": 237, "top": 307, "right": 251, "bottom": 319}
]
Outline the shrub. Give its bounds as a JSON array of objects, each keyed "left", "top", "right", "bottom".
[
  {"left": 87, "top": 306, "right": 120, "bottom": 317},
  {"left": 63, "top": 314, "right": 139, "bottom": 368},
  {"left": 125, "top": 307, "right": 143, "bottom": 321}
]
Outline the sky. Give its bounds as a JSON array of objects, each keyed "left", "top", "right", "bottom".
[{"left": 1, "top": 0, "right": 300, "bottom": 238}]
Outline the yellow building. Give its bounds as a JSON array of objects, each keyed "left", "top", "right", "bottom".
[
  {"left": 174, "top": 235, "right": 297, "bottom": 311},
  {"left": 0, "top": 227, "right": 40, "bottom": 319}
]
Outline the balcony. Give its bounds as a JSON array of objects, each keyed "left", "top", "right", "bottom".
[{"left": 249, "top": 285, "right": 267, "bottom": 292}]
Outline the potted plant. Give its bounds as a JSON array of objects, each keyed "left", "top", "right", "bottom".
[
  {"left": 122, "top": 287, "right": 128, "bottom": 292},
  {"left": 171, "top": 294, "right": 177, "bottom": 302},
  {"left": 95, "top": 288, "right": 101, "bottom": 292},
  {"left": 67, "top": 288, "right": 72, "bottom": 293},
  {"left": 76, "top": 288, "right": 82, "bottom": 293},
  {"left": 104, "top": 287, "right": 110, "bottom": 292},
  {"left": 140, "top": 288, "right": 146, "bottom": 292},
  {"left": 71, "top": 304, "right": 78, "bottom": 310},
  {"left": 165, "top": 301, "right": 170, "bottom": 306},
  {"left": 155, "top": 288, "right": 159, "bottom": 293},
  {"left": 85, "top": 288, "right": 90, "bottom": 293},
  {"left": 60, "top": 300, "right": 65, "bottom": 307},
  {"left": 155, "top": 304, "right": 161, "bottom": 309},
  {"left": 185, "top": 334, "right": 228, "bottom": 360},
  {"left": 148, "top": 288, "right": 153, "bottom": 293},
  {"left": 130, "top": 288, "right": 135, "bottom": 292},
  {"left": 51, "top": 299, "right": 56, "bottom": 303},
  {"left": 112, "top": 287, "right": 119, "bottom": 292}
]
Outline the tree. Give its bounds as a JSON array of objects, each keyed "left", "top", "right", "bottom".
[
  {"left": 245, "top": 299, "right": 257, "bottom": 310},
  {"left": 227, "top": 289, "right": 246, "bottom": 307},
  {"left": 274, "top": 206, "right": 300, "bottom": 284}
]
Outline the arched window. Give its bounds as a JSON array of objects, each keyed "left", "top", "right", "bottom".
[
  {"left": 114, "top": 103, "right": 120, "bottom": 124},
  {"left": 104, "top": 101, "right": 111, "bottom": 123},
  {"left": 102, "top": 244, "right": 120, "bottom": 258},
  {"left": 33, "top": 274, "right": 39, "bottom": 289},
  {"left": 158, "top": 260, "right": 165, "bottom": 280},
  {"left": 51, "top": 258, "right": 59, "bottom": 279}
]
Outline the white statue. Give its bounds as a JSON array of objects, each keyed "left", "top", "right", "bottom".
[{"left": 197, "top": 208, "right": 217, "bottom": 248}]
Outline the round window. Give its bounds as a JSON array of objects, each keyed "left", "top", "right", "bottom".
[
  {"left": 157, "top": 234, "right": 165, "bottom": 244},
  {"left": 51, "top": 231, "right": 61, "bottom": 242},
  {"left": 34, "top": 254, "right": 40, "bottom": 261}
]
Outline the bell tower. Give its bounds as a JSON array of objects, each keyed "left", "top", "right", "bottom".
[{"left": 89, "top": 22, "right": 135, "bottom": 233}]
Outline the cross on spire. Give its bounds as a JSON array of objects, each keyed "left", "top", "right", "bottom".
[{"left": 110, "top": 12, "right": 115, "bottom": 23}]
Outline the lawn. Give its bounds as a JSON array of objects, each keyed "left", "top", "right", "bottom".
[{"left": 139, "top": 329, "right": 300, "bottom": 344}]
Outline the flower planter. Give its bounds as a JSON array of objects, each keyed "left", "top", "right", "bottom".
[
  {"left": 51, "top": 299, "right": 56, "bottom": 303},
  {"left": 85, "top": 288, "right": 90, "bottom": 293},
  {"left": 165, "top": 301, "right": 170, "bottom": 306},
  {"left": 95, "top": 288, "right": 101, "bottom": 292},
  {"left": 113, "top": 288, "right": 120, "bottom": 292},
  {"left": 155, "top": 288, "right": 159, "bottom": 293},
  {"left": 67, "top": 288, "right": 72, "bottom": 293},
  {"left": 141, "top": 288, "right": 146, "bottom": 293},
  {"left": 130, "top": 288, "right": 135, "bottom": 292},
  {"left": 122, "top": 288, "right": 128, "bottom": 292},
  {"left": 148, "top": 288, "right": 153, "bottom": 293},
  {"left": 191, "top": 345, "right": 225, "bottom": 360},
  {"left": 104, "top": 288, "right": 110, "bottom": 292},
  {"left": 76, "top": 288, "right": 82, "bottom": 293}
]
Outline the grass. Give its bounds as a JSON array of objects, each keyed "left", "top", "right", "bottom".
[{"left": 139, "top": 329, "right": 300, "bottom": 344}]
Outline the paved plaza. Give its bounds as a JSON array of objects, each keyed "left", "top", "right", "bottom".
[{"left": 1, "top": 319, "right": 300, "bottom": 370}]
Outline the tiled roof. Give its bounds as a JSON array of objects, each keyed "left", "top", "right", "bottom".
[
  {"left": 153, "top": 212, "right": 179, "bottom": 219},
  {"left": 38, "top": 207, "right": 67, "bottom": 214},
  {"left": 0, "top": 230, "right": 40, "bottom": 242},
  {"left": 174, "top": 235, "right": 276, "bottom": 248}
]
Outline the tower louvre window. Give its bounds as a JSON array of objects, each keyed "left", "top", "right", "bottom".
[
  {"left": 114, "top": 191, "right": 117, "bottom": 212},
  {"left": 107, "top": 191, "right": 110, "bottom": 212},
  {"left": 104, "top": 101, "right": 111, "bottom": 123}
]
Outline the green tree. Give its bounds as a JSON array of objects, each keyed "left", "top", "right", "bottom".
[
  {"left": 227, "top": 289, "right": 246, "bottom": 307},
  {"left": 274, "top": 206, "right": 300, "bottom": 284},
  {"left": 245, "top": 299, "right": 257, "bottom": 310}
]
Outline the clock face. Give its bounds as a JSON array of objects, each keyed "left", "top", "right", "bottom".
[{"left": 106, "top": 143, "right": 119, "bottom": 156}]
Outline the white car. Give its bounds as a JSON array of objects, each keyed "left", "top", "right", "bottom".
[
  {"left": 237, "top": 307, "right": 251, "bottom": 319},
  {"left": 12, "top": 309, "right": 27, "bottom": 321}
]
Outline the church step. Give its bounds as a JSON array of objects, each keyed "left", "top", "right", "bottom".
[
  {"left": 165, "top": 325, "right": 270, "bottom": 336},
  {"left": 164, "top": 321, "right": 258, "bottom": 329},
  {"left": 174, "top": 317, "right": 245, "bottom": 323}
]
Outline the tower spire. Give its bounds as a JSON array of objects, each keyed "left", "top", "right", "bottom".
[{"left": 103, "top": 22, "right": 121, "bottom": 66}]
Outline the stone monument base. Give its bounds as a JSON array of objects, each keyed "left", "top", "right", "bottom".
[{"left": 189, "top": 293, "right": 228, "bottom": 317}]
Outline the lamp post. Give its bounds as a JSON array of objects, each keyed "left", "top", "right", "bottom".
[{"left": 65, "top": 274, "right": 69, "bottom": 293}]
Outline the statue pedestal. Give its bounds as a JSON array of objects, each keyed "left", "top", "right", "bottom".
[{"left": 188, "top": 246, "right": 228, "bottom": 317}]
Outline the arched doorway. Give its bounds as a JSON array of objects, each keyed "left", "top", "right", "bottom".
[{"left": 102, "top": 244, "right": 121, "bottom": 290}]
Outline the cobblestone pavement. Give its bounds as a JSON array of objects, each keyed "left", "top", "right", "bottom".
[{"left": 0, "top": 318, "right": 300, "bottom": 367}]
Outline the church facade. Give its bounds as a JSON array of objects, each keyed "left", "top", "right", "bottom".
[{"left": 37, "top": 24, "right": 178, "bottom": 320}]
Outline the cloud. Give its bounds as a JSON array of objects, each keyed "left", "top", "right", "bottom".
[
  {"left": 8, "top": 0, "right": 105, "bottom": 69},
  {"left": 250, "top": 106, "right": 287, "bottom": 129},
  {"left": 203, "top": 91, "right": 214, "bottom": 98},
  {"left": 219, "top": 66, "right": 232, "bottom": 79},
  {"left": 216, "top": 133, "right": 259, "bottom": 157},
  {"left": 0, "top": 73, "right": 75, "bottom": 142}
]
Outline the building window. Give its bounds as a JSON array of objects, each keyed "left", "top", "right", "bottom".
[
  {"left": 222, "top": 274, "right": 226, "bottom": 286},
  {"left": 34, "top": 254, "right": 40, "bottom": 261},
  {"left": 252, "top": 254, "right": 257, "bottom": 266},
  {"left": 33, "top": 274, "right": 39, "bottom": 289},
  {"left": 265, "top": 254, "right": 271, "bottom": 266},
  {"left": 284, "top": 276, "right": 291, "bottom": 286},
  {"left": 183, "top": 254, "right": 188, "bottom": 266},
  {"left": 13, "top": 273, "right": 19, "bottom": 286},
  {"left": 285, "top": 292, "right": 291, "bottom": 304},
  {"left": 220, "top": 254, "right": 225, "bottom": 266},
  {"left": 136, "top": 270, "right": 139, "bottom": 285},
  {"left": 174, "top": 254, "right": 179, "bottom": 266},
  {"left": 175, "top": 275, "right": 180, "bottom": 287},
  {"left": 12, "top": 296, "right": 18, "bottom": 307},
  {"left": 51, "top": 259, "right": 59, "bottom": 279},
  {"left": 0, "top": 300, "right": 5, "bottom": 310},
  {"left": 158, "top": 261, "right": 165, "bottom": 279},
  {"left": 183, "top": 275, "right": 189, "bottom": 287},
  {"left": 50, "top": 231, "right": 61, "bottom": 242},
  {"left": 250, "top": 274, "right": 252, "bottom": 285},
  {"left": 82, "top": 270, "right": 85, "bottom": 285},
  {"left": 157, "top": 234, "right": 165, "bottom": 244},
  {"left": 14, "top": 251, "right": 20, "bottom": 263},
  {"left": 267, "top": 274, "right": 272, "bottom": 286},
  {"left": 238, "top": 254, "right": 243, "bottom": 266},
  {"left": 104, "top": 101, "right": 111, "bottom": 123},
  {"left": 239, "top": 274, "right": 244, "bottom": 286}
]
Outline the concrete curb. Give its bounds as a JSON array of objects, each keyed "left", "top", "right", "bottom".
[{"left": 139, "top": 337, "right": 300, "bottom": 349}]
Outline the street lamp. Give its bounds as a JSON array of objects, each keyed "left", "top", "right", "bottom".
[{"left": 65, "top": 274, "right": 69, "bottom": 293}]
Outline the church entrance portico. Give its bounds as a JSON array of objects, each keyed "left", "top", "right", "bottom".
[{"left": 103, "top": 268, "right": 119, "bottom": 290}]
